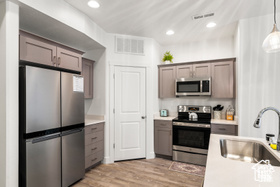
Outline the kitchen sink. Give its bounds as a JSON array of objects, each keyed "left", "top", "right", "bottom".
[{"left": 220, "top": 139, "right": 280, "bottom": 166}]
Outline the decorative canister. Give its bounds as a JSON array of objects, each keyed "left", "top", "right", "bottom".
[{"left": 214, "top": 111, "right": 222, "bottom": 119}]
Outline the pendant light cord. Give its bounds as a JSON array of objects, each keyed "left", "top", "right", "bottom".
[{"left": 274, "top": 0, "right": 277, "bottom": 24}]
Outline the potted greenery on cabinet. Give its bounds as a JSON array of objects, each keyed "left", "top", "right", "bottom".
[{"left": 162, "top": 51, "right": 173, "bottom": 64}]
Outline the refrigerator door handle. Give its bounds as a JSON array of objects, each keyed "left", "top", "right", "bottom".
[
  {"left": 27, "top": 133, "right": 61, "bottom": 144},
  {"left": 61, "top": 128, "right": 84, "bottom": 137}
]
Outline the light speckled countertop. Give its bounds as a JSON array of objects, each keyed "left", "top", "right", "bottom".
[
  {"left": 85, "top": 115, "right": 105, "bottom": 126},
  {"left": 204, "top": 134, "right": 280, "bottom": 187},
  {"left": 153, "top": 116, "right": 176, "bottom": 121}
]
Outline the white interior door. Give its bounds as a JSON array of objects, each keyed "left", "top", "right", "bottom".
[{"left": 114, "top": 66, "right": 146, "bottom": 161}]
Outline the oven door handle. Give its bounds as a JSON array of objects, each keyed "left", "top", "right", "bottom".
[{"left": 173, "top": 122, "right": 210, "bottom": 128}]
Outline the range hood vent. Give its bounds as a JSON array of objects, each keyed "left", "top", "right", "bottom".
[
  {"left": 115, "top": 36, "right": 145, "bottom": 55},
  {"left": 192, "top": 12, "right": 215, "bottom": 20}
]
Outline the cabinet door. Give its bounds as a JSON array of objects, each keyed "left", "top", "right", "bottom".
[
  {"left": 193, "top": 63, "right": 210, "bottom": 78},
  {"left": 20, "top": 35, "right": 57, "bottom": 66},
  {"left": 82, "top": 58, "right": 94, "bottom": 99},
  {"left": 211, "top": 60, "right": 234, "bottom": 98},
  {"left": 57, "top": 47, "right": 82, "bottom": 72},
  {"left": 159, "top": 66, "right": 176, "bottom": 98},
  {"left": 176, "top": 64, "right": 193, "bottom": 79},
  {"left": 154, "top": 120, "right": 172, "bottom": 156}
]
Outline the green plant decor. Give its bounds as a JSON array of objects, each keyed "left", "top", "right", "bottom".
[{"left": 162, "top": 51, "right": 173, "bottom": 63}]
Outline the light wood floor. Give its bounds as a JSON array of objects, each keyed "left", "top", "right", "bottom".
[{"left": 73, "top": 158, "right": 204, "bottom": 187}]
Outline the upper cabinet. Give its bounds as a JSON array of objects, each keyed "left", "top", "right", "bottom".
[
  {"left": 176, "top": 63, "right": 210, "bottom": 79},
  {"left": 211, "top": 59, "right": 235, "bottom": 98},
  {"left": 158, "top": 58, "right": 235, "bottom": 99},
  {"left": 82, "top": 58, "right": 94, "bottom": 99},
  {"left": 158, "top": 66, "right": 176, "bottom": 98},
  {"left": 19, "top": 31, "right": 84, "bottom": 72},
  {"left": 193, "top": 63, "right": 210, "bottom": 78},
  {"left": 176, "top": 64, "right": 192, "bottom": 79}
]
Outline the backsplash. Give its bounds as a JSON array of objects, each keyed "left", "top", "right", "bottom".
[{"left": 159, "top": 97, "right": 235, "bottom": 118}]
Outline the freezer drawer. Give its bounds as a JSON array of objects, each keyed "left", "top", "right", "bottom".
[
  {"left": 62, "top": 128, "right": 85, "bottom": 187},
  {"left": 25, "top": 66, "right": 61, "bottom": 133},
  {"left": 26, "top": 133, "right": 61, "bottom": 187},
  {"left": 61, "top": 72, "right": 84, "bottom": 127}
]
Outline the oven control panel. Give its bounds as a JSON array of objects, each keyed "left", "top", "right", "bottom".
[{"left": 178, "top": 105, "right": 211, "bottom": 113}]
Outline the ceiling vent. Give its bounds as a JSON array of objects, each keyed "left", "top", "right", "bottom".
[
  {"left": 115, "top": 36, "right": 145, "bottom": 55},
  {"left": 192, "top": 12, "right": 215, "bottom": 20}
]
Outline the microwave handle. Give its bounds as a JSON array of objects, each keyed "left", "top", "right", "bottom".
[{"left": 200, "top": 80, "right": 203, "bottom": 93}]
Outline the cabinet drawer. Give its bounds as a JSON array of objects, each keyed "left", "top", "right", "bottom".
[
  {"left": 85, "top": 140, "right": 104, "bottom": 157},
  {"left": 85, "top": 131, "right": 103, "bottom": 145},
  {"left": 85, "top": 123, "right": 104, "bottom": 135},
  {"left": 154, "top": 120, "right": 172, "bottom": 129},
  {"left": 85, "top": 150, "right": 104, "bottom": 169},
  {"left": 211, "top": 124, "right": 237, "bottom": 135}
]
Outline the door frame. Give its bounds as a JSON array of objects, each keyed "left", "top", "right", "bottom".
[
  {"left": 113, "top": 66, "right": 146, "bottom": 161},
  {"left": 106, "top": 62, "right": 155, "bottom": 163}
]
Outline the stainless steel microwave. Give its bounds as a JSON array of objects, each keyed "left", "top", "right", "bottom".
[{"left": 175, "top": 77, "right": 211, "bottom": 96}]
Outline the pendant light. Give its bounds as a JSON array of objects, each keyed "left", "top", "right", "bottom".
[{"left": 262, "top": 0, "right": 280, "bottom": 53}]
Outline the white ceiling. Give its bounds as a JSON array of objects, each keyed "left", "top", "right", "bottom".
[{"left": 65, "top": 0, "right": 279, "bottom": 46}]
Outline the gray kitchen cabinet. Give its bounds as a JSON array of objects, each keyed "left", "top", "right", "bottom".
[
  {"left": 176, "top": 63, "right": 210, "bottom": 79},
  {"left": 158, "top": 66, "right": 176, "bottom": 98},
  {"left": 211, "top": 123, "right": 238, "bottom": 136},
  {"left": 193, "top": 63, "right": 210, "bottom": 78},
  {"left": 56, "top": 46, "right": 83, "bottom": 72},
  {"left": 82, "top": 58, "right": 94, "bottom": 99},
  {"left": 176, "top": 64, "right": 192, "bottom": 78},
  {"left": 19, "top": 30, "right": 83, "bottom": 72},
  {"left": 85, "top": 122, "right": 104, "bottom": 170},
  {"left": 154, "top": 120, "right": 172, "bottom": 157},
  {"left": 211, "top": 59, "right": 234, "bottom": 98}
]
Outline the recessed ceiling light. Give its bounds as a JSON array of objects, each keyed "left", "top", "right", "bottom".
[
  {"left": 166, "top": 30, "right": 175, "bottom": 35},
  {"left": 206, "top": 22, "right": 216, "bottom": 28},
  {"left": 88, "top": 0, "right": 100, "bottom": 8}
]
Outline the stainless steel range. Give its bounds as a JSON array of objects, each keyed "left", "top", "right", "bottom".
[{"left": 172, "top": 105, "right": 211, "bottom": 166}]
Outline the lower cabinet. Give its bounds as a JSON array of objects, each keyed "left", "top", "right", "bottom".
[
  {"left": 85, "top": 122, "right": 104, "bottom": 170},
  {"left": 154, "top": 120, "right": 172, "bottom": 156},
  {"left": 211, "top": 123, "right": 238, "bottom": 136}
]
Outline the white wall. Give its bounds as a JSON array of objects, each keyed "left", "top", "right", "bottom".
[
  {"left": 159, "top": 37, "right": 236, "bottom": 115},
  {"left": 161, "top": 37, "right": 235, "bottom": 63},
  {"left": 105, "top": 33, "right": 160, "bottom": 163},
  {"left": 19, "top": 0, "right": 107, "bottom": 47},
  {"left": 237, "top": 14, "right": 280, "bottom": 138},
  {"left": 84, "top": 48, "right": 107, "bottom": 116},
  {"left": 0, "top": 1, "right": 19, "bottom": 187}
]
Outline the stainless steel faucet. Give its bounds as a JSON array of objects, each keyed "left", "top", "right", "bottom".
[{"left": 253, "top": 107, "right": 280, "bottom": 151}]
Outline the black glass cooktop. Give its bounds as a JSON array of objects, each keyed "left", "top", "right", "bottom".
[{"left": 172, "top": 116, "right": 211, "bottom": 124}]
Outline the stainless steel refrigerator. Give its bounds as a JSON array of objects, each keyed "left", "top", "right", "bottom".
[{"left": 19, "top": 65, "right": 85, "bottom": 187}]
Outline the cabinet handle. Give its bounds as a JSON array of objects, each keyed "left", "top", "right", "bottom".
[
  {"left": 91, "top": 128, "right": 97, "bottom": 131},
  {"left": 92, "top": 137, "right": 97, "bottom": 140},
  {"left": 91, "top": 158, "right": 97, "bottom": 162},
  {"left": 218, "top": 128, "right": 226, "bottom": 131},
  {"left": 53, "top": 56, "right": 56, "bottom": 65},
  {"left": 92, "top": 147, "right": 97, "bottom": 151},
  {"left": 193, "top": 72, "right": 195, "bottom": 77},
  {"left": 160, "top": 123, "right": 166, "bottom": 126},
  {"left": 58, "top": 57, "right": 61, "bottom": 66}
]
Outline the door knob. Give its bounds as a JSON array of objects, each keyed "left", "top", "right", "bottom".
[{"left": 141, "top": 116, "right": 146, "bottom": 119}]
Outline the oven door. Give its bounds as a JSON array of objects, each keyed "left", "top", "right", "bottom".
[{"left": 173, "top": 122, "right": 210, "bottom": 152}]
